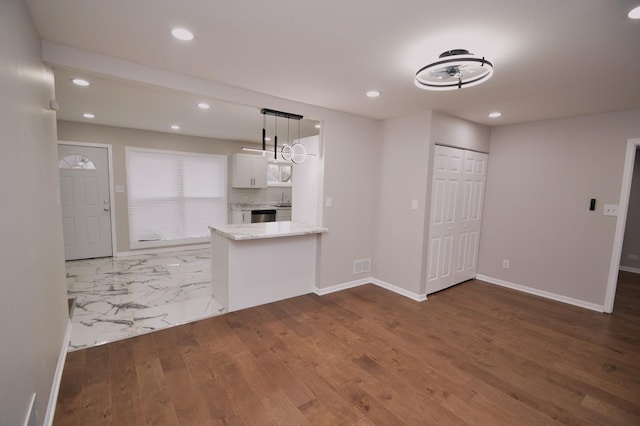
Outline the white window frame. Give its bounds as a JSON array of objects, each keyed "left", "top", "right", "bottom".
[
  {"left": 125, "top": 147, "right": 227, "bottom": 249},
  {"left": 267, "top": 160, "right": 293, "bottom": 187}
]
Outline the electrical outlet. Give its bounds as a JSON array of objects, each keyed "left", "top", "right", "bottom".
[
  {"left": 502, "top": 259, "right": 510, "bottom": 269},
  {"left": 411, "top": 199, "right": 418, "bottom": 210},
  {"left": 325, "top": 197, "right": 332, "bottom": 208}
]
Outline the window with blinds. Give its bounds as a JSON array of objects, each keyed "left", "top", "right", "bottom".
[{"left": 126, "top": 147, "right": 227, "bottom": 248}]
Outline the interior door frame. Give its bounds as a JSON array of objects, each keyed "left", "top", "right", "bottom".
[
  {"left": 605, "top": 138, "right": 640, "bottom": 313},
  {"left": 58, "top": 140, "right": 117, "bottom": 257}
]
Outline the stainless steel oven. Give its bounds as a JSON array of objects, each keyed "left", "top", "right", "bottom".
[{"left": 251, "top": 209, "right": 276, "bottom": 223}]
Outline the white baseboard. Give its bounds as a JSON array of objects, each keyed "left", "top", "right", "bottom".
[
  {"left": 370, "top": 278, "right": 427, "bottom": 302},
  {"left": 44, "top": 319, "right": 72, "bottom": 426},
  {"left": 116, "top": 243, "right": 210, "bottom": 257},
  {"left": 619, "top": 265, "right": 640, "bottom": 274},
  {"left": 314, "top": 277, "right": 427, "bottom": 302},
  {"left": 475, "top": 274, "right": 604, "bottom": 313},
  {"left": 313, "top": 278, "right": 371, "bottom": 296}
]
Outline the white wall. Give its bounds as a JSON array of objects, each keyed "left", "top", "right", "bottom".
[
  {"left": 0, "top": 1, "right": 68, "bottom": 425},
  {"left": 292, "top": 135, "right": 322, "bottom": 225},
  {"left": 479, "top": 108, "right": 640, "bottom": 307},
  {"left": 621, "top": 149, "right": 640, "bottom": 270}
]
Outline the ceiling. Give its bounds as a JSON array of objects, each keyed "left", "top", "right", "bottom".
[
  {"left": 51, "top": 67, "right": 320, "bottom": 143},
  {"left": 26, "top": 0, "right": 640, "bottom": 136}
]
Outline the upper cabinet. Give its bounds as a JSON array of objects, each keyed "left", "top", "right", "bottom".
[{"left": 231, "top": 154, "right": 267, "bottom": 188}]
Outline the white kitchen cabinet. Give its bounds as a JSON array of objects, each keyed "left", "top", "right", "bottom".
[
  {"left": 276, "top": 208, "right": 292, "bottom": 222},
  {"left": 230, "top": 209, "right": 252, "bottom": 224},
  {"left": 231, "top": 154, "right": 267, "bottom": 188}
]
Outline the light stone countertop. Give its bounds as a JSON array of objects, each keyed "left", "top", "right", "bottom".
[
  {"left": 229, "top": 203, "right": 292, "bottom": 211},
  {"left": 210, "top": 221, "right": 327, "bottom": 241}
]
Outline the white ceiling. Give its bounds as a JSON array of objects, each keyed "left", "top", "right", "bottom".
[
  {"left": 26, "top": 0, "right": 640, "bottom": 134},
  {"left": 51, "top": 67, "right": 320, "bottom": 143}
]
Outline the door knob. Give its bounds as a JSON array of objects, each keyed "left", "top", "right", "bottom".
[{"left": 104, "top": 207, "right": 110, "bottom": 211}]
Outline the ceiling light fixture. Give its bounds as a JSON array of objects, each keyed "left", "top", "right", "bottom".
[
  {"left": 72, "top": 78, "right": 90, "bottom": 87},
  {"left": 415, "top": 49, "right": 493, "bottom": 91},
  {"left": 171, "top": 28, "right": 194, "bottom": 41},
  {"left": 197, "top": 102, "right": 210, "bottom": 110},
  {"left": 170, "top": 124, "right": 180, "bottom": 130},
  {"left": 488, "top": 112, "right": 502, "bottom": 118},
  {"left": 242, "top": 108, "right": 316, "bottom": 163},
  {"left": 83, "top": 113, "right": 95, "bottom": 119},
  {"left": 366, "top": 90, "right": 381, "bottom": 98},
  {"left": 629, "top": 6, "right": 640, "bottom": 19}
]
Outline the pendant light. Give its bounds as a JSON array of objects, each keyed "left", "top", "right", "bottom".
[
  {"left": 415, "top": 49, "right": 493, "bottom": 91},
  {"left": 280, "top": 113, "right": 308, "bottom": 164},
  {"left": 242, "top": 108, "right": 312, "bottom": 164}
]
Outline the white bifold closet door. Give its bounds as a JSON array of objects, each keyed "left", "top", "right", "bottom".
[{"left": 426, "top": 145, "right": 488, "bottom": 294}]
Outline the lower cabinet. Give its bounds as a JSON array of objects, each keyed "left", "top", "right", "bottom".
[
  {"left": 276, "top": 208, "right": 291, "bottom": 221},
  {"left": 230, "top": 210, "right": 251, "bottom": 224}
]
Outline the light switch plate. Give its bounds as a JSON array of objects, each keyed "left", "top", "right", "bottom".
[
  {"left": 411, "top": 199, "right": 418, "bottom": 210},
  {"left": 325, "top": 197, "right": 332, "bottom": 208},
  {"left": 115, "top": 185, "right": 125, "bottom": 193},
  {"left": 603, "top": 204, "right": 618, "bottom": 216}
]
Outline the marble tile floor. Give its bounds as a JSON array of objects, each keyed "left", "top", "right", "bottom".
[{"left": 65, "top": 247, "right": 225, "bottom": 351}]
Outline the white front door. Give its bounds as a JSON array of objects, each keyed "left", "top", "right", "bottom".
[
  {"left": 426, "top": 146, "right": 488, "bottom": 294},
  {"left": 58, "top": 144, "right": 113, "bottom": 260}
]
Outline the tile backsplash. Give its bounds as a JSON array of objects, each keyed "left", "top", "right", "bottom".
[{"left": 228, "top": 186, "right": 292, "bottom": 205}]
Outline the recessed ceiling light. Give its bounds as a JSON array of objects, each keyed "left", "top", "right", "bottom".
[
  {"left": 72, "top": 78, "right": 90, "bottom": 87},
  {"left": 265, "top": 137, "right": 272, "bottom": 141},
  {"left": 629, "top": 6, "right": 640, "bottom": 19},
  {"left": 197, "top": 102, "right": 210, "bottom": 110},
  {"left": 171, "top": 28, "right": 194, "bottom": 41},
  {"left": 314, "top": 124, "right": 321, "bottom": 129},
  {"left": 83, "top": 113, "right": 95, "bottom": 119},
  {"left": 366, "top": 90, "right": 381, "bottom": 98},
  {"left": 171, "top": 124, "right": 180, "bottom": 130},
  {"left": 488, "top": 112, "right": 502, "bottom": 118}
]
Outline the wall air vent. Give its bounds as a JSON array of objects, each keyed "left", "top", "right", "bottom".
[{"left": 353, "top": 258, "right": 371, "bottom": 274}]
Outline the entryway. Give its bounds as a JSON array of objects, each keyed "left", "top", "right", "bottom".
[{"left": 58, "top": 143, "right": 113, "bottom": 260}]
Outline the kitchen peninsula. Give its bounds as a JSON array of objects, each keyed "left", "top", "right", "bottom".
[{"left": 210, "top": 221, "right": 327, "bottom": 312}]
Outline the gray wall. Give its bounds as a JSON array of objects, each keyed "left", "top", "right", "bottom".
[
  {"left": 478, "top": 108, "right": 640, "bottom": 306},
  {"left": 317, "top": 114, "right": 380, "bottom": 287},
  {"left": 621, "top": 149, "right": 640, "bottom": 270},
  {"left": 373, "top": 111, "right": 432, "bottom": 294},
  {"left": 373, "top": 110, "right": 491, "bottom": 295},
  {"left": 0, "top": 0, "right": 68, "bottom": 424}
]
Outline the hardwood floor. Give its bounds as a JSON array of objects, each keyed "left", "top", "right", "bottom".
[{"left": 54, "top": 274, "right": 640, "bottom": 425}]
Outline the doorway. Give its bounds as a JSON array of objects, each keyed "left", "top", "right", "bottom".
[
  {"left": 605, "top": 138, "right": 640, "bottom": 312},
  {"left": 58, "top": 143, "right": 114, "bottom": 260}
]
